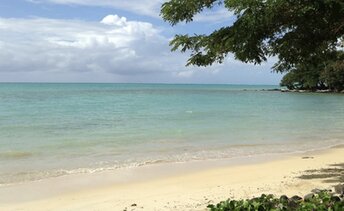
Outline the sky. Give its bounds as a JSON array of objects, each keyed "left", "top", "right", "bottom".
[{"left": 0, "top": 0, "right": 283, "bottom": 84}]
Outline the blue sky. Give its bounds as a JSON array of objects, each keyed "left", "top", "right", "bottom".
[{"left": 0, "top": 0, "right": 283, "bottom": 84}]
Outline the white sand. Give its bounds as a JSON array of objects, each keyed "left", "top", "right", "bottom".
[{"left": 1, "top": 147, "right": 343, "bottom": 211}]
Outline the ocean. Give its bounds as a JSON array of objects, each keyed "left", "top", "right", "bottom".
[{"left": 0, "top": 83, "right": 344, "bottom": 185}]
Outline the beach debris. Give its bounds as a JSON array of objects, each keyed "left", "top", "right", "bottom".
[
  {"left": 131, "top": 203, "right": 137, "bottom": 207},
  {"left": 302, "top": 156, "right": 314, "bottom": 159}
]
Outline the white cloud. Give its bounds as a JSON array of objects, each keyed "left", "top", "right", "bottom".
[
  {"left": 100, "top": 15, "right": 127, "bottom": 26},
  {"left": 0, "top": 15, "right": 281, "bottom": 84},
  {"left": 0, "top": 15, "right": 189, "bottom": 77}
]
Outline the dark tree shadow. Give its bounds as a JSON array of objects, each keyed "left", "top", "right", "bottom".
[{"left": 298, "top": 163, "right": 344, "bottom": 183}]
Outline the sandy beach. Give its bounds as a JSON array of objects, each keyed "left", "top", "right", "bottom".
[{"left": 0, "top": 146, "right": 343, "bottom": 211}]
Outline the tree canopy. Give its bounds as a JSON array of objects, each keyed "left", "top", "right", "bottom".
[
  {"left": 161, "top": 0, "right": 344, "bottom": 74},
  {"left": 279, "top": 50, "right": 344, "bottom": 91}
]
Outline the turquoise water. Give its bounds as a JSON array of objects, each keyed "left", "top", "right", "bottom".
[{"left": 0, "top": 83, "right": 344, "bottom": 185}]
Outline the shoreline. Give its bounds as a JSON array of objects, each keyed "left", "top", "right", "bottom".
[
  {"left": 1, "top": 145, "right": 344, "bottom": 210},
  {"left": 1, "top": 140, "right": 343, "bottom": 188}
]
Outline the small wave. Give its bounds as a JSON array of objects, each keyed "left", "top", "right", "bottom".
[
  {"left": 0, "top": 151, "right": 33, "bottom": 160},
  {"left": 0, "top": 159, "right": 171, "bottom": 186},
  {"left": 1, "top": 139, "right": 343, "bottom": 186}
]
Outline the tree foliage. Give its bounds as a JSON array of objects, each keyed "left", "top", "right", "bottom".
[
  {"left": 161, "top": 0, "right": 344, "bottom": 72},
  {"left": 321, "top": 59, "right": 344, "bottom": 92},
  {"left": 280, "top": 51, "right": 344, "bottom": 92}
]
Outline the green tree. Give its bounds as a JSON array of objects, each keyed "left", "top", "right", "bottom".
[
  {"left": 321, "top": 52, "right": 344, "bottom": 91},
  {"left": 279, "top": 52, "right": 334, "bottom": 90},
  {"left": 280, "top": 51, "right": 344, "bottom": 91},
  {"left": 161, "top": 0, "right": 344, "bottom": 72},
  {"left": 280, "top": 69, "right": 322, "bottom": 91}
]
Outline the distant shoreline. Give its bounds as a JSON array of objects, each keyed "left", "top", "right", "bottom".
[
  {"left": 280, "top": 89, "right": 344, "bottom": 94},
  {"left": 258, "top": 88, "right": 344, "bottom": 94}
]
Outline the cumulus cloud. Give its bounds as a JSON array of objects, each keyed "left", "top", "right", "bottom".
[
  {"left": 100, "top": 15, "right": 127, "bottom": 26},
  {"left": 0, "top": 15, "right": 189, "bottom": 77},
  {"left": 0, "top": 15, "right": 281, "bottom": 83}
]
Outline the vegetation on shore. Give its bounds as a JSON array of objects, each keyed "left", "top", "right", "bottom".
[
  {"left": 280, "top": 51, "right": 344, "bottom": 92},
  {"left": 160, "top": 0, "right": 344, "bottom": 92},
  {"left": 207, "top": 188, "right": 344, "bottom": 211}
]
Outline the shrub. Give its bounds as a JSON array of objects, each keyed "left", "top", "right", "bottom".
[{"left": 207, "top": 190, "right": 344, "bottom": 211}]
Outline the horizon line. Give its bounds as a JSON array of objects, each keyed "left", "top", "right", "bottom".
[{"left": 0, "top": 82, "right": 280, "bottom": 86}]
